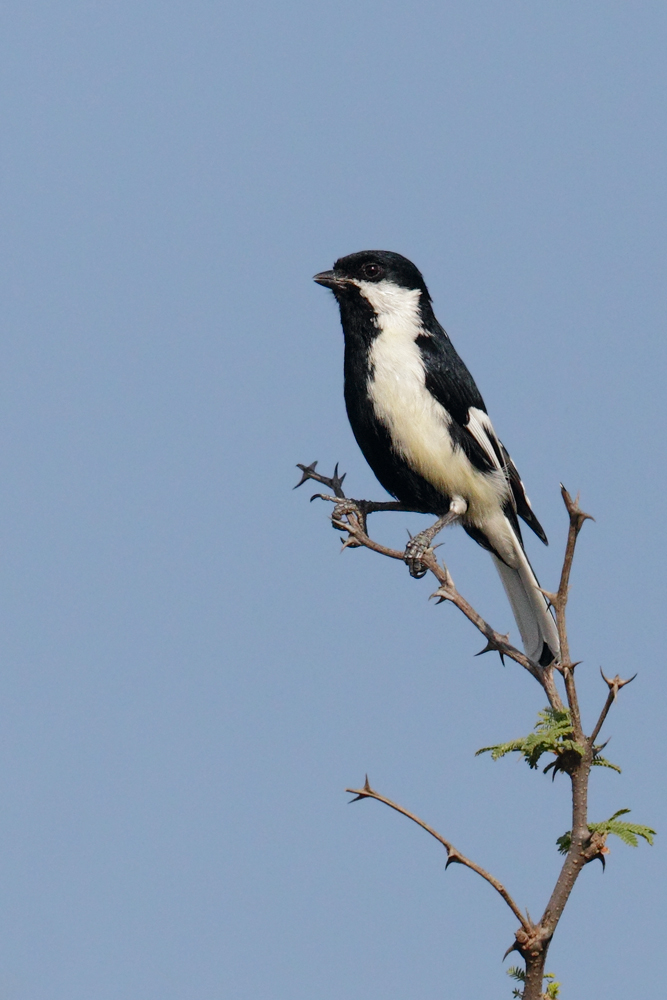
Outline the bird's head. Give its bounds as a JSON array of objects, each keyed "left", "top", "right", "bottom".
[{"left": 313, "top": 251, "right": 432, "bottom": 319}]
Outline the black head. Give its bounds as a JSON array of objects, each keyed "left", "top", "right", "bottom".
[{"left": 313, "top": 250, "right": 431, "bottom": 301}]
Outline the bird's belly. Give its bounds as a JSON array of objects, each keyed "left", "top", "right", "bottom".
[{"left": 367, "top": 337, "right": 505, "bottom": 522}]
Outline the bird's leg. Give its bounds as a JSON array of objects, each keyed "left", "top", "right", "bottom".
[{"left": 405, "top": 496, "right": 468, "bottom": 578}]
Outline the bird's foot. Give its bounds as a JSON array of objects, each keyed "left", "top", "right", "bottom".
[
  {"left": 330, "top": 498, "right": 368, "bottom": 542},
  {"left": 405, "top": 530, "right": 435, "bottom": 578},
  {"left": 404, "top": 499, "right": 468, "bottom": 579}
]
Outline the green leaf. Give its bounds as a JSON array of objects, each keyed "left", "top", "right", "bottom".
[
  {"left": 507, "top": 966, "right": 526, "bottom": 983},
  {"left": 557, "top": 808, "right": 656, "bottom": 854},
  {"left": 506, "top": 966, "right": 560, "bottom": 998},
  {"left": 589, "top": 807, "right": 656, "bottom": 847},
  {"left": 477, "top": 708, "right": 584, "bottom": 772},
  {"left": 556, "top": 831, "right": 572, "bottom": 855},
  {"left": 544, "top": 972, "right": 561, "bottom": 998},
  {"left": 591, "top": 755, "right": 621, "bottom": 773}
]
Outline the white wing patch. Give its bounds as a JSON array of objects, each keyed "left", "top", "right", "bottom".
[{"left": 465, "top": 407, "right": 504, "bottom": 471}]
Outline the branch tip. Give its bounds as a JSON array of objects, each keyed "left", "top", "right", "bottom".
[
  {"left": 560, "top": 483, "right": 594, "bottom": 526},
  {"left": 600, "top": 667, "right": 637, "bottom": 698},
  {"left": 294, "top": 461, "right": 319, "bottom": 488}
]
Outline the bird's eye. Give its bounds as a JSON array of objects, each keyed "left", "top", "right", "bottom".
[{"left": 361, "top": 262, "right": 382, "bottom": 280}]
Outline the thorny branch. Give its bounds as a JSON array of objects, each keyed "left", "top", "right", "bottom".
[
  {"left": 589, "top": 669, "right": 637, "bottom": 747},
  {"left": 296, "top": 461, "right": 637, "bottom": 1000},
  {"left": 538, "top": 485, "right": 594, "bottom": 741},
  {"left": 346, "top": 776, "right": 531, "bottom": 931},
  {"left": 295, "top": 462, "right": 563, "bottom": 710}
]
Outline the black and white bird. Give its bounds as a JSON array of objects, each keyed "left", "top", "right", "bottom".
[{"left": 313, "top": 250, "right": 559, "bottom": 667}]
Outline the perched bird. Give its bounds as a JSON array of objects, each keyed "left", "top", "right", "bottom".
[{"left": 313, "top": 250, "right": 559, "bottom": 667}]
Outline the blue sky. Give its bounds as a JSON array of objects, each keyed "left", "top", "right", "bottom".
[{"left": 0, "top": 2, "right": 665, "bottom": 997}]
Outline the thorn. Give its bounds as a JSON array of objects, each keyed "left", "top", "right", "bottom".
[
  {"left": 537, "top": 586, "right": 558, "bottom": 607},
  {"left": 445, "top": 849, "right": 463, "bottom": 869},
  {"left": 475, "top": 639, "right": 497, "bottom": 656},
  {"left": 474, "top": 635, "right": 509, "bottom": 665},
  {"left": 345, "top": 775, "right": 374, "bottom": 803},
  {"left": 600, "top": 668, "right": 638, "bottom": 698},
  {"left": 560, "top": 483, "right": 595, "bottom": 523},
  {"left": 430, "top": 585, "right": 455, "bottom": 604},
  {"left": 502, "top": 941, "right": 519, "bottom": 961},
  {"left": 430, "top": 588, "right": 448, "bottom": 604},
  {"left": 331, "top": 463, "right": 347, "bottom": 492},
  {"left": 294, "top": 461, "right": 318, "bottom": 488}
]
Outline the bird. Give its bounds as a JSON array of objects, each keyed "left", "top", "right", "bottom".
[{"left": 313, "top": 250, "right": 559, "bottom": 667}]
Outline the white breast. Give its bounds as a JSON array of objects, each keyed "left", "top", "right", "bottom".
[{"left": 358, "top": 279, "right": 508, "bottom": 526}]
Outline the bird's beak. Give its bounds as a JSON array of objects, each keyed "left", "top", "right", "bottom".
[{"left": 313, "top": 270, "right": 345, "bottom": 289}]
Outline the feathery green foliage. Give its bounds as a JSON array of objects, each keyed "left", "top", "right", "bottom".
[
  {"left": 557, "top": 808, "right": 656, "bottom": 854},
  {"left": 476, "top": 708, "right": 584, "bottom": 772},
  {"left": 591, "top": 753, "right": 621, "bottom": 773},
  {"left": 506, "top": 966, "right": 560, "bottom": 999},
  {"left": 507, "top": 965, "right": 525, "bottom": 998},
  {"left": 543, "top": 972, "right": 561, "bottom": 998}
]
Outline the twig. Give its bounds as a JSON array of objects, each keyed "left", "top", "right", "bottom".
[
  {"left": 346, "top": 776, "right": 531, "bottom": 932},
  {"left": 296, "top": 462, "right": 622, "bottom": 999},
  {"left": 541, "top": 486, "right": 594, "bottom": 739},
  {"left": 297, "top": 465, "right": 564, "bottom": 710},
  {"left": 589, "top": 669, "right": 637, "bottom": 745}
]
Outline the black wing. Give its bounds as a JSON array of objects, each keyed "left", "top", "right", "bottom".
[{"left": 416, "top": 327, "right": 548, "bottom": 545}]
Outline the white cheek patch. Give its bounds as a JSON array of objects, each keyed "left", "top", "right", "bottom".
[{"left": 355, "top": 279, "right": 423, "bottom": 330}]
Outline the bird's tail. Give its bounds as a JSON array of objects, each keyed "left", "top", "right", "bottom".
[{"left": 491, "top": 536, "right": 560, "bottom": 667}]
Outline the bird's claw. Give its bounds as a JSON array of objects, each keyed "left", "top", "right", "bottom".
[
  {"left": 331, "top": 499, "right": 367, "bottom": 543},
  {"left": 332, "top": 498, "right": 361, "bottom": 521},
  {"left": 404, "top": 534, "right": 432, "bottom": 578}
]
